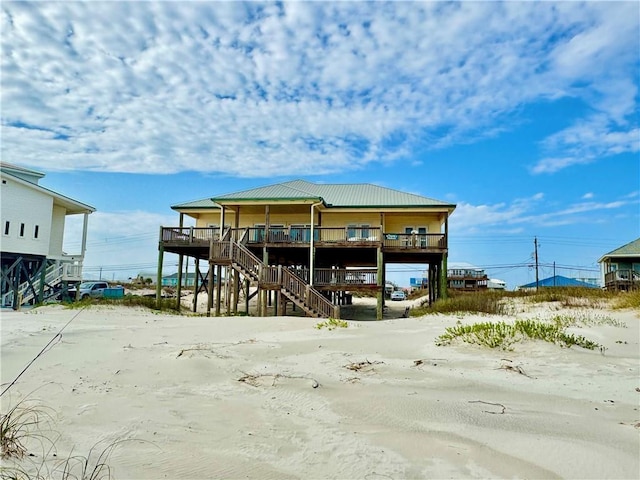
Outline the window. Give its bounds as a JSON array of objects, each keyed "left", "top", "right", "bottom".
[
  {"left": 253, "top": 224, "right": 265, "bottom": 242},
  {"left": 3, "top": 221, "right": 9, "bottom": 235},
  {"left": 19, "top": 223, "right": 25, "bottom": 237},
  {"left": 34, "top": 225, "right": 39, "bottom": 239}
]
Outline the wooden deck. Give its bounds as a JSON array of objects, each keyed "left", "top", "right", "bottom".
[
  {"left": 160, "top": 227, "right": 446, "bottom": 252},
  {"left": 604, "top": 270, "right": 640, "bottom": 291}
]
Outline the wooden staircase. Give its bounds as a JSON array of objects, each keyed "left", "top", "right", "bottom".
[
  {"left": 209, "top": 231, "right": 339, "bottom": 318},
  {"left": 1, "top": 262, "right": 66, "bottom": 308}
]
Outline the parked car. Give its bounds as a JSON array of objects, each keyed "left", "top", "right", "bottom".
[
  {"left": 390, "top": 290, "right": 406, "bottom": 301},
  {"left": 69, "top": 281, "right": 109, "bottom": 300}
]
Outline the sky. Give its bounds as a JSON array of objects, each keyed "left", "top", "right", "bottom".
[{"left": 1, "top": 1, "right": 639, "bottom": 290}]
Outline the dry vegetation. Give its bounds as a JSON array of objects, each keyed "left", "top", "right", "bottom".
[
  {"left": 0, "top": 395, "right": 122, "bottom": 480},
  {"left": 412, "top": 287, "right": 640, "bottom": 317}
]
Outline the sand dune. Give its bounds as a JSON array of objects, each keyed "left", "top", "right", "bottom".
[{"left": 1, "top": 300, "right": 638, "bottom": 479}]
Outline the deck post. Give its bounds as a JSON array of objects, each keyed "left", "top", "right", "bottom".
[
  {"left": 207, "top": 264, "right": 214, "bottom": 315},
  {"left": 155, "top": 226, "right": 164, "bottom": 309},
  {"left": 232, "top": 268, "right": 239, "bottom": 315},
  {"left": 309, "top": 202, "right": 321, "bottom": 286},
  {"left": 376, "top": 247, "right": 383, "bottom": 320},
  {"left": 38, "top": 261, "right": 46, "bottom": 304},
  {"left": 225, "top": 266, "right": 232, "bottom": 313},
  {"left": 262, "top": 289, "right": 268, "bottom": 316},
  {"left": 430, "top": 263, "right": 435, "bottom": 306},
  {"left": 245, "top": 279, "right": 250, "bottom": 314},
  {"left": 276, "top": 265, "right": 283, "bottom": 316},
  {"left": 439, "top": 254, "right": 448, "bottom": 300},
  {"left": 215, "top": 265, "right": 222, "bottom": 316},
  {"left": 176, "top": 255, "right": 183, "bottom": 311},
  {"left": 194, "top": 258, "right": 200, "bottom": 313}
]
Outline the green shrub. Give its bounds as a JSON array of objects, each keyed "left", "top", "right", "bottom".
[
  {"left": 436, "top": 318, "right": 601, "bottom": 350},
  {"left": 315, "top": 318, "right": 349, "bottom": 330}
]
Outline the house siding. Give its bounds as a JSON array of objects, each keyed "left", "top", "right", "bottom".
[
  {"left": 384, "top": 213, "right": 442, "bottom": 233},
  {"left": 49, "top": 205, "right": 66, "bottom": 257},
  {"left": 194, "top": 209, "right": 445, "bottom": 232},
  {"left": 0, "top": 175, "right": 53, "bottom": 257}
]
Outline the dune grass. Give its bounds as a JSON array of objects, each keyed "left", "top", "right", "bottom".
[
  {"left": 413, "top": 290, "right": 510, "bottom": 316},
  {"left": 612, "top": 290, "right": 640, "bottom": 309},
  {"left": 436, "top": 318, "right": 602, "bottom": 351},
  {"left": 63, "top": 294, "right": 181, "bottom": 313},
  {"left": 1, "top": 396, "right": 126, "bottom": 480},
  {"left": 413, "top": 287, "right": 638, "bottom": 317}
]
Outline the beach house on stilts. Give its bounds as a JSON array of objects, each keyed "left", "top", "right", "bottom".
[
  {"left": 1, "top": 163, "right": 95, "bottom": 309},
  {"left": 157, "top": 180, "right": 456, "bottom": 320}
]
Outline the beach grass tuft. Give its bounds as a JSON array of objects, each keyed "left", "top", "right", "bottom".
[
  {"left": 436, "top": 318, "right": 602, "bottom": 350},
  {"left": 0, "top": 396, "right": 128, "bottom": 480},
  {"left": 414, "top": 288, "right": 638, "bottom": 317},
  {"left": 315, "top": 318, "right": 349, "bottom": 330},
  {"left": 414, "top": 290, "right": 509, "bottom": 316},
  {"left": 612, "top": 290, "right": 640, "bottom": 309},
  {"left": 1, "top": 398, "right": 54, "bottom": 461},
  {"left": 63, "top": 294, "right": 181, "bottom": 313}
]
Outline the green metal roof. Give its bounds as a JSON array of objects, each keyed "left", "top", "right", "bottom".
[
  {"left": 212, "top": 181, "right": 322, "bottom": 202},
  {"left": 172, "top": 179, "right": 455, "bottom": 210},
  {"left": 209, "top": 180, "right": 454, "bottom": 208},
  {"left": 283, "top": 180, "right": 453, "bottom": 207},
  {"left": 599, "top": 238, "right": 640, "bottom": 262},
  {"left": 171, "top": 198, "right": 220, "bottom": 210}
]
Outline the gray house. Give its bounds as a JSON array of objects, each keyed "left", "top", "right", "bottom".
[{"left": 598, "top": 238, "right": 640, "bottom": 291}]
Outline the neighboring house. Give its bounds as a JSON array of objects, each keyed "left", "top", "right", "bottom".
[
  {"left": 598, "top": 238, "right": 640, "bottom": 291},
  {"left": 517, "top": 275, "right": 599, "bottom": 291},
  {"left": 487, "top": 278, "right": 507, "bottom": 290},
  {"left": 159, "top": 179, "right": 456, "bottom": 319},
  {"left": 1, "top": 163, "right": 95, "bottom": 308},
  {"left": 161, "top": 272, "right": 212, "bottom": 287},
  {"left": 447, "top": 262, "right": 488, "bottom": 291}
]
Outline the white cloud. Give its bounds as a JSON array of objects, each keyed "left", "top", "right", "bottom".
[
  {"left": 63, "top": 210, "right": 180, "bottom": 279},
  {"left": 532, "top": 116, "right": 640, "bottom": 174},
  {"left": 451, "top": 191, "right": 638, "bottom": 233},
  {"left": 1, "top": 1, "right": 638, "bottom": 176}
]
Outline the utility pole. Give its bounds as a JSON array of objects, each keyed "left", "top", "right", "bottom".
[{"left": 534, "top": 237, "right": 539, "bottom": 292}]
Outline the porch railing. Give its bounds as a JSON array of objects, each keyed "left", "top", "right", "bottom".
[
  {"left": 280, "top": 267, "right": 337, "bottom": 318},
  {"left": 162, "top": 226, "right": 446, "bottom": 250},
  {"left": 161, "top": 227, "right": 220, "bottom": 244},
  {"left": 605, "top": 270, "right": 640, "bottom": 284},
  {"left": 313, "top": 268, "right": 378, "bottom": 286},
  {"left": 243, "top": 226, "right": 382, "bottom": 244},
  {"left": 383, "top": 233, "right": 445, "bottom": 249}
]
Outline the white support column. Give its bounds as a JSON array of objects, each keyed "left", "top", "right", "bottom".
[
  {"left": 80, "top": 213, "right": 89, "bottom": 258},
  {"left": 309, "top": 202, "right": 322, "bottom": 286},
  {"left": 219, "top": 206, "right": 226, "bottom": 237}
]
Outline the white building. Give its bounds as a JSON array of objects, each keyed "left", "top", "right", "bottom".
[{"left": 1, "top": 163, "right": 95, "bottom": 308}]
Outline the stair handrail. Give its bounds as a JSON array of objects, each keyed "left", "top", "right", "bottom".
[
  {"left": 21, "top": 263, "right": 65, "bottom": 301},
  {"left": 280, "top": 267, "right": 337, "bottom": 319},
  {"left": 238, "top": 228, "right": 249, "bottom": 245},
  {"left": 225, "top": 238, "right": 339, "bottom": 318},
  {"left": 2, "top": 262, "right": 66, "bottom": 307},
  {"left": 230, "top": 241, "right": 263, "bottom": 282}
]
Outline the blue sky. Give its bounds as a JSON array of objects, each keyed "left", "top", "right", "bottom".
[{"left": 2, "top": 1, "right": 639, "bottom": 289}]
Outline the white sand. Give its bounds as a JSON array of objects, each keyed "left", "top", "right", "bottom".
[{"left": 1, "top": 299, "right": 638, "bottom": 479}]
